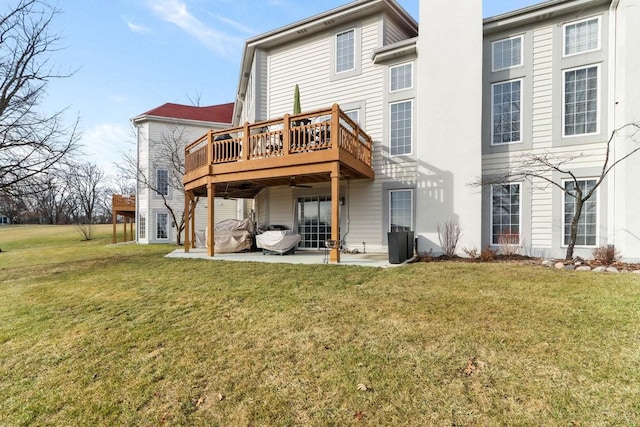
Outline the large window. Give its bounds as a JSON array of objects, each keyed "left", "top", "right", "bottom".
[
  {"left": 492, "top": 35, "right": 523, "bottom": 71},
  {"left": 297, "top": 196, "right": 332, "bottom": 249},
  {"left": 139, "top": 215, "right": 146, "bottom": 239},
  {"left": 390, "top": 190, "right": 413, "bottom": 232},
  {"left": 491, "top": 184, "right": 520, "bottom": 245},
  {"left": 390, "top": 63, "right": 413, "bottom": 92},
  {"left": 336, "top": 29, "right": 355, "bottom": 73},
  {"left": 156, "top": 213, "right": 169, "bottom": 240},
  {"left": 564, "top": 179, "right": 597, "bottom": 246},
  {"left": 564, "top": 17, "right": 600, "bottom": 56},
  {"left": 156, "top": 169, "right": 169, "bottom": 196},
  {"left": 563, "top": 65, "right": 598, "bottom": 136},
  {"left": 390, "top": 100, "right": 412, "bottom": 156},
  {"left": 492, "top": 79, "right": 522, "bottom": 144}
]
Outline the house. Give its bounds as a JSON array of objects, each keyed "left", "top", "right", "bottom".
[
  {"left": 481, "top": 0, "right": 640, "bottom": 260},
  {"left": 152, "top": 0, "right": 638, "bottom": 262},
  {"left": 131, "top": 102, "right": 248, "bottom": 244},
  {"left": 0, "top": 214, "right": 9, "bottom": 225}
]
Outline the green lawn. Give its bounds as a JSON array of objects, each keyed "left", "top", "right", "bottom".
[{"left": 1, "top": 225, "right": 639, "bottom": 426}]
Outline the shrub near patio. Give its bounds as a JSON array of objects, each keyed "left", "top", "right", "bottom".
[{"left": 0, "top": 225, "right": 639, "bottom": 425}]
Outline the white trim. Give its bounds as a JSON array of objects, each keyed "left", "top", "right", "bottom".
[
  {"left": 561, "top": 178, "right": 599, "bottom": 248},
  {"left": 490, "top": 78, "right": 523, "bottom": 146},
  {"left": 389, "top": 99, "right": 413, "bottom": 156},
  {"left": 491, "top": 34, "right": 524, "bottom": 72},
  {"left": 561, "top": 63, "right": 601, "bottom": 138},
  {"left": 389, "top": 189, "right": 414, "bottom": 232},
  {"left": 489, "top": 182, "right": 522, "bottom": 246},
  {"left": 562, "top": 16, "right": 602, "bottom": 58},
  {"left": 389, "top": 62, "right": 414, "bottom": 92}
]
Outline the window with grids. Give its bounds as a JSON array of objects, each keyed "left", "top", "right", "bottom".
[
  {"left": 345, "top": 109, "right": 359, "bottom": 124},
  {"left": 390, "top": 190, "right": 412, "bottom": 232},
  {"left": 390, "top": 63, "right": 412, "bottom": 91},
  {"left": 156, "top": 213, "right": 168, "bottom": 240},
  {"left": 156, "top": 169, "right": 169, "bottom": 196},
  {"left": 564, "top": 179, "right": 597, "bottom": 246},
  {"left": 564, "top": 17, "right": 600, "bottom": 56},
  {"left": 491, "top": 184, "right": 520, "bottom": 245},
  {"left": 139, "top": 215, "right": 146, "bottom": 239},
  {"left": 336, "top": 29, "right": 355, "bottom": 73},
  {"left": 492, "top": 79, "right": 521, "bottom": 144},
  {"left": 492, "top": 35, "right": 523, "bottom": 71},
  {"left": 564, "top": 65, "right": 598, "bottom": 136},
  {"left": 390, "top": 100, "right": 412, "bottom": 156}
]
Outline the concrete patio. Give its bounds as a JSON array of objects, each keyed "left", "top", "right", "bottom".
[{"left": 165, "top": 248, "right": 406, "bottom": 268}]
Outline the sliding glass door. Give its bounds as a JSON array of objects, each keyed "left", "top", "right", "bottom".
[{"left": 297, "top": 196, "right": 332, "bottom": 249}]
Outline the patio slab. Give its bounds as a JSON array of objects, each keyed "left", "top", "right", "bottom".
[{"left": 165, "top": 248, "right": 405, "bottom": 268}]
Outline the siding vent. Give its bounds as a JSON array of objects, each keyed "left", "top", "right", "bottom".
[
  {"left": 324, "top": 19, "right": 335, "bottom": 26},
  {"left": 243, "top": 72, "right": 250, "bottom": 78},
  {"left": 297, "top": 28, "right": 307, "bottom": 35}
]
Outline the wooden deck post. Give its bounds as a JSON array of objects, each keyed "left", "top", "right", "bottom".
[
  {"left": 184, "top": 190, "right": 190, "bottom": 253},
  {"left": 283, "top": 114, "right": 290, "bottom": 155},
  {"left": 331, "top": 104, "right": 340, "bottom": 153},
  {"left": 207, "top": 181, "right": 215, "bottom": 257},
  {"left": 330, "top": 163, "right": 340, "bottom": 263},
  {"left": 243, "top": 122, "right": 250, "bottom": 161},
  {"left": 190, "top": 194, "right": 196, "bottom": 249},
  {"left": 123, "top": 217, "right": 128, "bottom": 242},
  {"left": 112, "top": 212, "right": 117, "bottom": 244}
]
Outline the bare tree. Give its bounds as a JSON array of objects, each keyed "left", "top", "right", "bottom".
[
  {"left": 475, "top": 122, "right": 640, "bottom": 260},
  {"left": 68, "top": 162, "right": 106, "bottom": 223},
  {"left": 0, "top": 0, "right": 79, "bottom": 195}
]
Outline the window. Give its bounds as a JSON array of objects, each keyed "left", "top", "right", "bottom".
[
  {"left": 297, "top": 196, "right": 332, "bottom": 249},
  {"left": 336, "top": 29, "right": 355, "bottom": 73},
  {"left": 564, "top": 179, "right": 597, "bottom": 246},
  {"left": 563, "top": 65, "right": 598, "bottom": 136},
  {"left": 390, "top": 190, "right": 413, "bottom": 232},
  {"left": 492, "top": 35, "right": 523, "bottom": 71},
  {"left": 390, "top": 63, "right": 413, "bottom": 91},
  {"left": 156, "top": 213, "right": 169, "bottom": 240},
  {"left": 491, "top": 184, "right": 520, "bottom": 245},
  {"left": 390, "top": 100, "right": 412, "bottom": 156},
  {"left": 564, "top": 17, "right": 600, "bottom": 56},
  {"left": 345, "top": 109, "right": 360, "bottom": 124},
  {"left": 139, "top": 215, "right": 146, "bottom": 239},
  {"left": 492, "top": 79, "right": 522, "bottom": 144},
  {"left": 156, "top": 169, "right": 169, "bottom": 196}
]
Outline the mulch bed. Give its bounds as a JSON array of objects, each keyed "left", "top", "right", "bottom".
[{"left": 415, "top": 253, "right": 640, "bottom": 272}]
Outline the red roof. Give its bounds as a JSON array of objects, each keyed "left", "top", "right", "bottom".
[{"left": 139, "top": 102, "right": 234, "bottom": 123}]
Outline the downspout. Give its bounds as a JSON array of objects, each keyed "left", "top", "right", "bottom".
[{"left": 341, "top": 180, "right": 350, "bottom": 248}]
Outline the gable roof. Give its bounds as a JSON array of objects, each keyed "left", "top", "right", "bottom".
[{"left": 134, "top": 102, "right": 234, "bottom": 124}]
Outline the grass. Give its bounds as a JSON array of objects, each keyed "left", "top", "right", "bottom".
[{"left": 1, "top": 224, "right": 639, "bottom": 426}]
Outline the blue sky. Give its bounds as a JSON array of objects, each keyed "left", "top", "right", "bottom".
[{"left": 36, "top": 0, "right": 542, "bottom": 175}]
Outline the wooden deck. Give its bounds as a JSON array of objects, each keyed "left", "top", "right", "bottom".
[
  {"left": 182, "top": 104, "right": 375, "bottom": 263},
  {"left": 112, "top": 194, "right": 135, "bottom": 244}
]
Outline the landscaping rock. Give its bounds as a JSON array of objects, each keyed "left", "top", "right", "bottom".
[
  {"left": 592, "top": 266, "right": 607, "bottom": 273},
  {"left": 606, "top": 266, "right": 620, "bottom": 273},
  {"left": 633, "top": 270, "right": 640, "bottom": 275},
  {"left": 542, "top": 259, "right": 555, "bottom": 267},
  {"left": 576, "top": 266, "right": 592, "bottom": 272},
  {"left": 564, "top": 265, "right": 576, "bottom": 271},
  {"left": 555, "top": 262, "right": 565, "bottom": 269}
]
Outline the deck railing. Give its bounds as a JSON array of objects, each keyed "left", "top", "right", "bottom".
[
  {"left": 112, "top": 194, "right": 136, "bottom": 211},
  {"left": 185, "top": 104, "right": 373, "bottom": 174}
]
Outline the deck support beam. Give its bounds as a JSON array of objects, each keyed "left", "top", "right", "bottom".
[
  {"left": 207, "top": 181, "right": 215, "bottom": 257},
  {"left": 330, "top": 163, "right": 340, "bottom": 263},
  {"left": 184, "top": 191, "right": 191, "bottom": 253}
]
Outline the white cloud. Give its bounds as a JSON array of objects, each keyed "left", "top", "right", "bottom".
[
  {"left": 127, "top": 21, "right": 151, "bottom": 34},
  {"left": 80, "top": 123, "right": 133, "bottom": 176},
  {"left": 146, "top": 0, "right": 242, "bottom": 58},
  {"left": 213, "top": 15, "right": 254, "bottom": 35}
]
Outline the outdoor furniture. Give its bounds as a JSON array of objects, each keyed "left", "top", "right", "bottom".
[{"left": 256, "top": 230, "right": 301, "bottom": 255}]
